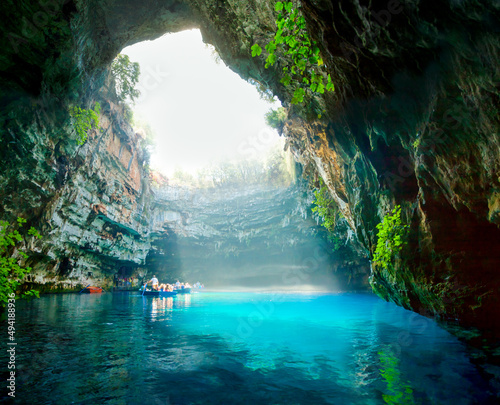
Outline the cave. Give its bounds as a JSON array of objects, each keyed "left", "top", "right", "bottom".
[{"left": 0, "top": 0, "right": 499, "bottom": 402}]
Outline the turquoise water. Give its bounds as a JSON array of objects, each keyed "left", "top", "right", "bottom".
[{"left": 0, "top": 292, "right": 495, "bottom": 404}]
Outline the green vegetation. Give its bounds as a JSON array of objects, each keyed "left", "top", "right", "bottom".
[
  {"left": 69, "top": 102, "right": 101, "bottom": 145},
  {"left": 251, "top": 1, "right": 334, "bottom": 104},
  {"left": 373, "top": 206, "right": 408, "bottom": 271},
  {"left": 311, "top": 179, "right": 338, "bottom": 233},
  {"left": 111, "top": 54, "right": 141, "bottom": 103},
  {"left": 166, "top": 143, "right": 295, "bottom": 189},
  {"left": 248, "top": 79, "right": 278, "bottom": 104},
  {"left": 379, "top": 348, "right": 415, "bottom": 405},
  {"left": 0, "top": 218, "right": 41, "bottom": 306},
  {"left": 265, "top": 107, "right": 288, "bottom": 132},
  {"left": 311, "top": 178, "right": 347, "bottom": 251},
  {"left": 69, "top": 55, "right": 139, "bottom": 146},
  {"left": 122, "top": 102, "right": 134, "bottom": 123}
]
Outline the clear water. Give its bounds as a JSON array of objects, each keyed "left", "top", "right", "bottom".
[{"left": 0, "top": 292, "right": 495, "bottom": 404}]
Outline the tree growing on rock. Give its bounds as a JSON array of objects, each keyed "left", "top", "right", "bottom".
[
  {"left": 265, "top": 107, "right": 288, "bottom": 133},
  {"left": 111, "top": 54, "right": 141, "bottom": 103}
]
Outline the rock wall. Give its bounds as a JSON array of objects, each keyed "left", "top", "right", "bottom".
[
  {"left": 284, "top": 0, "right": 500, "bottom": 336},
  {"left": 186, "top": 0, "right": 500, "bottom": 335},
  {"left": 0, "top": 0, "right": 499, "bottom": 337},
  {"left": 0, "top": 91, "right": 151, "bottom": 291},
  {"left": 146, "top": 183, "right": 369, "bottom": 289}
]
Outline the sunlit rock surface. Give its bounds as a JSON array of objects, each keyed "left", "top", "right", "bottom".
[
  {"left": 0, "top": 0, "right": 499, "bottom": 340},
  {"left": 147, "top": 183, "right": 369, "bottom": 289}
]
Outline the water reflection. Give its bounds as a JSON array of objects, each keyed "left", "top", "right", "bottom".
[
  {"left": 151, "top": 297, "right": 174, "bottom": 317},
  {"left": 176, "top": 293, "right": 191, "bottom": 308},
  {"left": 149, "top": 294, "right": 193, "bottom": 319},
  {"left": 2, "top": 292, "right": 493, "bottom": 405},
  {"left": 378, "top": 347, "right": 415, "bottom": 404}
]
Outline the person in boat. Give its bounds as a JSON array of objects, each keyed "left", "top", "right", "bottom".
[{"left": 149, "top": 275, "right": 159, "bottom": 290}]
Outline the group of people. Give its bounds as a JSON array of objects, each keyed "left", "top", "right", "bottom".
[
  {"left": 114, "top": 274, "right": 138, "bottom": 288},
  {"left": 144, "top": 275, "right": 201, "bottom": 291}
]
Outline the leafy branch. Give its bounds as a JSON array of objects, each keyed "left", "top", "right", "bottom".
[
  {"left": 251, "top": 1, "right": 334, "bottom": 104},
  {"left": 311, "top": 179, "right": 348, "bottom": 251},
  {"left": 69, "top": 102, "right": 101, "bottom": 145},
  {"left": 373, "top": 206, "right": 409, "bottom": 271},
  {"left": 111, "top": 54, "right": 141, "bottom": 103},
  {"left": 311, "top": 179, "right": 338, "bottom": 233},
  {"left": 265, "top": 107, "right": 288, "bottom": 132},
  {"left": 0, "top": 218, "right": 42, "bottom": 305}
]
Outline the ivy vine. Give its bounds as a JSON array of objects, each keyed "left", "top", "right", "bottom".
[{"left": 251, "top": 1, "right": 334, "bottom": 104}]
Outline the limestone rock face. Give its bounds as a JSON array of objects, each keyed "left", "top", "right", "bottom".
[
  {"left": 1, "top": 95, "right": 153, "bottom": 291},
  {"left": 146, "top": 183, "right": 369, "bottom": 289},
  {"left": 186, "top": 0, "right": 500, "bottom": 334},
  {"left": 0, "top": 0, "right": 499, "bottom": 336}
]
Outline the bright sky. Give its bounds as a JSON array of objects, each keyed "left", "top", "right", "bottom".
[{"left": 122, "top": 29, "right": 281, "bottom": 176}]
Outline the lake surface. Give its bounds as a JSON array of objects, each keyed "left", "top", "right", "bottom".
[{"left": 0, "top": 291, "right": 496, "bottom": 404}]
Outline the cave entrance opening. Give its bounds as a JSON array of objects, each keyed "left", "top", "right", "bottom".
[
  {"left": 114, "top": 29, "right": 315, "bottom": 291},
  {"left": 114, "top": 266, "right": 138, "bottom": 290},
  {"left": 121, "top": 29, "right": 295, "bottom": 189}
]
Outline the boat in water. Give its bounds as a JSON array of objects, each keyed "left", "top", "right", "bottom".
[
  {"left": 175, "top": 287, "right": 191, "bottom": 294},
  {"left": 142, "top": 290, "right": 178, "bottom": 297},
  {"left": 81, "top": 286, "right": 103, "bottom": 294}
]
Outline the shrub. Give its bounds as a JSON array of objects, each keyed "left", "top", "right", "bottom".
[
  {"left": 311, "top": 179, "right": 338, "bottom": 233},
  {"left": 265, "top": 107, "right": 288, "bottom": 131},
  {"left": 69, "top": 102, "right": 100, "bottom": 145},
  {"left": 373, "top": 206, "right": 409, "bottom": 270},
  {"left": 0, "top": 217, "right": 41, "bottom": 305},
  {"left": 311, "top": 179, "right": 349, "bottom": 251}
]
